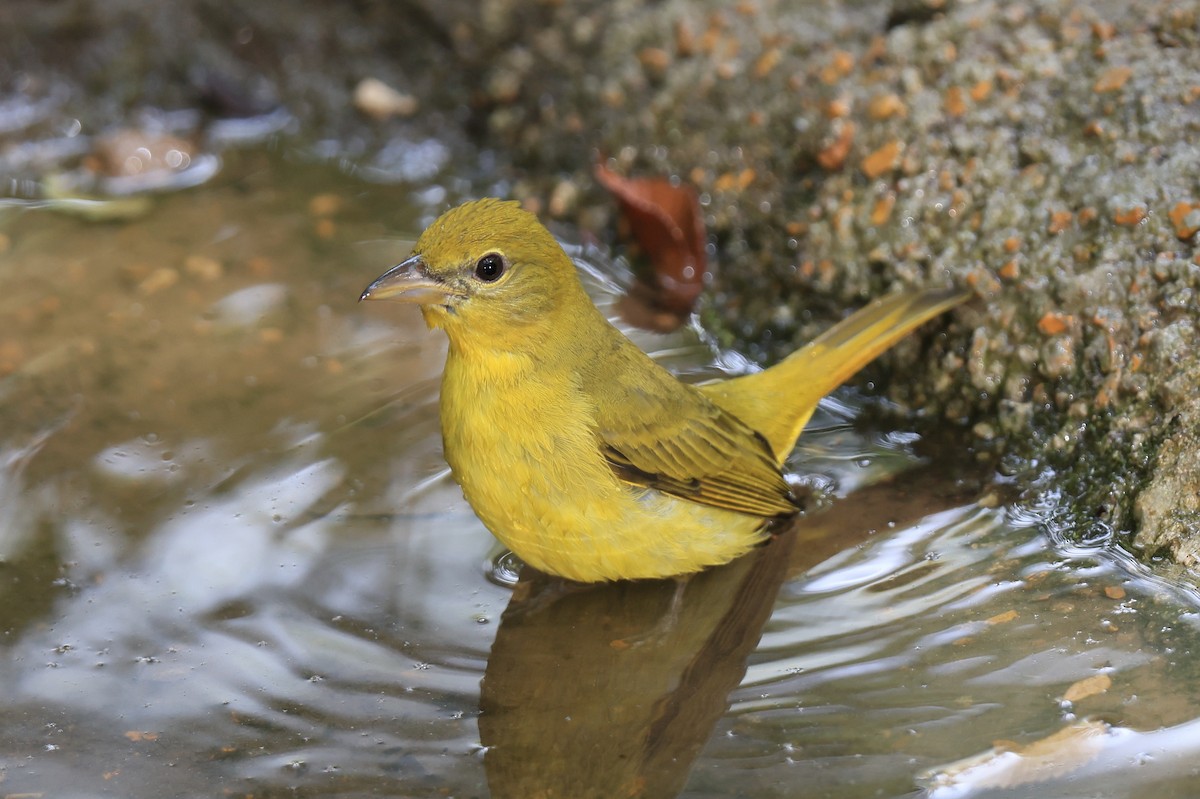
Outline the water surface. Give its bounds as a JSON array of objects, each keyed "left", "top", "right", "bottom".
[{"left": 2, "top": 152, "right": 1200, "bottom": 798}]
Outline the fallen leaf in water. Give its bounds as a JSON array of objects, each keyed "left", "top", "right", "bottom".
[
  {"left": 1063, "top": 673, "right": 1112, "bottom": 702},
  {"left": 919, "top": 720, "right": 1112, "bottom": 795},
  {"left": 594, "top": 163, "right": 709, "bottom": 328}
]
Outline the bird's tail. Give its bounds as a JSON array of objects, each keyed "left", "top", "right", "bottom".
[{"left": 699, "top": 287, "right": 969, "bottom": 463}]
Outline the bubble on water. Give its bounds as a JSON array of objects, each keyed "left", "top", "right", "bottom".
[{"left": 486, "top": 550, "right": 524, "bottom": 588}]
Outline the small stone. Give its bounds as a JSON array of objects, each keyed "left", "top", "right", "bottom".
[
  {"left": 867, "top": 93, "right": 906, "bottom": 120},
  {"left": 817, "top": 122, "right": 855, "bottom": 171},
  {"left": 1093, "top": 65, "right": 1132, "bottom": 93},
  {"left": 753, "top": 47, "right": 781, "bottom": 78},
  {"left": 309, "top": 194, "right": 343, "bottom": 217},
  {"left": 138, "top": 267, "right": 180, "bottom": 296},
  {"left": 638, "top": 47, "right": 671, "bottom": 78},
  {"left": 1048, "top": 210, "right": 1074, "bottom": 234},
  {"left": 184, "top": 255, "right": 223, "bottom": 282},
  {"left": 986, "top": 609, "right": 1018, "bottom": 625},
  {"left": 548, "top": 180, "right": 578, "bottom": 218},
  {"left": 353, "top": 78, "right": 418, "bottom": 120},
  {"left": 944, "top": 85, "right": 967, "bottom": 117}
]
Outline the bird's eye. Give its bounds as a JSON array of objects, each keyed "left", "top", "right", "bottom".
[{"left": 474, "top": 253, "right": 506, "bottom": 282}]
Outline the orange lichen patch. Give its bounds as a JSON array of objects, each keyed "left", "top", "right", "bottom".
[
  {"left": 1091, "top": 20, "right": 1117, "bottom": 41},
  {"left": 674, "top": 19, "right": 696, "bottom": 56},
  {"left": 816, "top": 122, "right": 855, "bottom": 170},
  {"left": 1113, "top": 205, "right": 1147, "bottom": 226},
  {"left": 819, "top": 50, "right": 855, "bottom": 84},
  {"left": 1063, "top": 674, "right": 1112, "bottom": 702},
  {"left": 965, "top": 268, "right": 1002, "bottom": 295},
  {"left": 1048, "top": 210, "right": 1074, "bottom": 234},
  {"left": 1096, "top": 371, "right": 1120, "bottom": 408},
  {"left": 1168, "top": 200, "right": 1199, "bottom": 240},
  {"left": 638, "top": 47, "right": 671, "bottom": 76},
  {"left": 870, "top": 194, "right": 896, "bottom": 225},
  {"left": 713, "top": 169, "right": 756, "bottom": 192},
  {"left": 867, "top": 92, "right": 907, "bottom": 120},
  {"left": 1094, "top": 65, "right": 1132, "bottom": 93},
  {"left": 699, "top": 19, "right": 724, "bottom": 55},
  {"left": 1038, "top": 312, "right": 1074, "bottom": 335},
  {"left": 970, "top": 79, "right": 994, "bottom": 102},
  {"left": 824, "top": 97, "right": 851, "bottom": 118},
  {"left": 754, "top": 47, "right": 782, "bottom": 77},
  {"left": 944, "top": 86, "right": 967, "bottom": 117},
  {"left": 601, "top": 86, "right": 626, "bottom": 108},
  {"left": 998, "top": 259, "right": 1020, "bottom": 280},
  {"left": 861, "top": 140, "right": 902, "bottom": 178},
  {"left": 832, "top": 49, "right": 855, "bottom": 73}
]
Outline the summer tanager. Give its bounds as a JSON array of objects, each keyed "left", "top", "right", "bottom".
[{"left": 361, "top": 199, "right": 966, "bottom": 582}]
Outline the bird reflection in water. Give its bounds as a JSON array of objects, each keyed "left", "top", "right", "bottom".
[{"left": 479, "top": 466, "right": 974, "bottom": 798}]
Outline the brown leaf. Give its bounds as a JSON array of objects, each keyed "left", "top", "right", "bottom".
[{"left": 595, "top": 163, "right": 709, "bottom": 322}]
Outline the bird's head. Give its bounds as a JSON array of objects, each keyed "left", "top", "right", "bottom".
[{"left": 360, "top": 199, "right": 587, "bottom": 350}]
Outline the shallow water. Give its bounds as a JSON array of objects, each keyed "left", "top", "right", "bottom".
[{"left": 3, "top": 152, "right": 1200, "bottom": 798}]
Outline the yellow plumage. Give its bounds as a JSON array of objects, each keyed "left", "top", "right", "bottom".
[{"left": 361, "top": 199, "right": 965, "bottom": 582}]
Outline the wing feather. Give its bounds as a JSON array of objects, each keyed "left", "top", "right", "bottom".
[{"left": 586, "top": 351, "right": 800, "bottom": 519}]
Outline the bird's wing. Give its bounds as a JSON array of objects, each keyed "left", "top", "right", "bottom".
[{"left": 590, "top": 361, "right": 800, "bottom": 519}]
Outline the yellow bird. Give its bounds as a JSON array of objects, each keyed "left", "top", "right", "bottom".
[{"left": 361, "top": 199, "right": 965, "bottom": 583}]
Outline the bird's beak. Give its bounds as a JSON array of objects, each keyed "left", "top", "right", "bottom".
[{"left": 359, "top": 254, "right": 454, "bottom": 304}]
